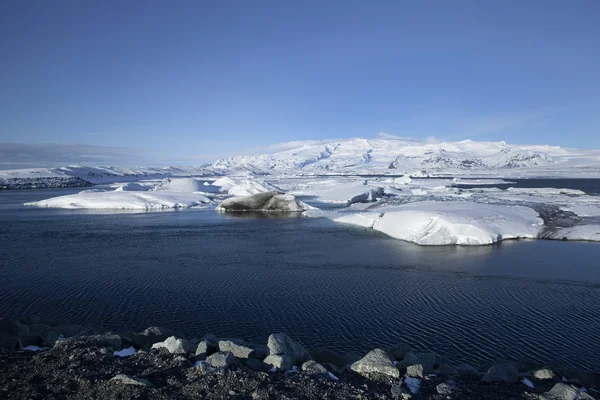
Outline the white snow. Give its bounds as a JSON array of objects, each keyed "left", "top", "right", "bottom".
[
  {"left": 522, "top": 378, "right": 535, "bottom": 388},
  {"left": 114, "top": 346, "right": 137, "bottom": 357},
  {"left": 335, "top": 212, "right": 382, "bottom": 228},
  {"left": 114, "top": 182, "right": 151, "bottom": 191},
  {"left": 452, "top": 178, "right": 515, "bottom": 186},
  {"left": 152, "top": 177, "right": 207, "bottom": 192},
  {"left": 335, "top": 201, "right": 543, "bottom": 245},
  {"left": 211, "top": 176, "right": 276, "bottom": 196},
  {"left": 404, "top": 377, "right": 421, "bottom": 394},
  {"left": 21, "top": 345, "right": 48, "bottom": 352},
  {"left": 544, "top": 225, "right": 600, "bottom": 242},
  {"left": 24, "top": 191, "right": 211, "bottom": 210},
  {"left": 289, "top": 180, "right": 385, "bottom": 204},
  {"left": 411, "top": 188, "right": 428, "bottom": 196}
]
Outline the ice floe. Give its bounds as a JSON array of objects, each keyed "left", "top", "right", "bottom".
[
  {"left": 25, "top": 191, "right": 211, "bottom": 210},
  {"left": 335, "top": 201, "right": 543, "bottom": 245},
  {"left": 543, "top": 225, "right": 600, "bottom": 242}
]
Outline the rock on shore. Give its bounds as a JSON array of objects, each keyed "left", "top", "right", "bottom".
[{"left": 0, "top": 317, "right": 598, "bottom": 399}]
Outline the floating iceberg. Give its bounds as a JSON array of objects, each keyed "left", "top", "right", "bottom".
[
  {"left": 25, "top": 191, "right": 211, "bottom": 210},
  {"left": 506, "top": 187, "right": 586, "bottom": 196},
  {"left": 151, "top": 177, "right": 207, "bottom": 192},
  {"left": 216, "top": 191, "right": 310, "bottom": 212},
  {"left": 543, "top": 225, "right": 600, "bottom": 242},
  {"left": 335, "top": 201, "right": 543, "bottom": 245},
  {"left": 290, "top": 180, "right": 385, "bottom": 204}
]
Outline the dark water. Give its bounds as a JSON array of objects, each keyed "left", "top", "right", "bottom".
[{"left": 1, "top": 186, "right": 600, "bottom": 372}]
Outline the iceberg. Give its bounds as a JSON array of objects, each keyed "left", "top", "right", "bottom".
[
  {"left": 151, "top": 177, "right": 207, "bottom": 192},
  {"left": 335, "top": 201, "right": 543, "bottom": 245},
  {"left": 24, "top": 191, "right": 211, "bottom": 210},
  {"left": 215, "top": 191, "right": 310, "bottom": 212},
  {"left": 506, "top": 187, "right": 586, "bottom": 196},
  {"left": 114, "top": 182, "right": 150, "bottom": 192},
  {"left": 543, "top": 225, "right": 600, "bottom": 242},
  {"left": 212, "top": 176, "right": 276, "bottom": 196},
  {"left": 290, "top": 180, "right": 385, "bottom": 205}
]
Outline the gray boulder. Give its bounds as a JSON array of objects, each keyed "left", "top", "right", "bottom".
[
  {"left": 264, "top": 354, "right": 294, "bottom": 371},
  {"left": 267, "top": 333, "right": 310, "bottom": 366},
  {"left": 388, "top": 342, "right": 412, "bottom": 360},
  {"left": 195, "top": 339, "right": 217, "bottom": 359},
  {"left": 436, "top": 380, "right": 457, "bottom": 395},
  {"left": 218, "top": 339, "right": 266, "bottom": 359},
  {"left": 301, "top": 360, "right": 329, "bottom": 377},
  {"left": 206, "top": 351, "right": 235, "bottom": 369},
  {"left": 350, "top": 349, "right": 400, "bottom": 378},
  {"left": 110, "top": 374, "right": 153, "bottom": 387},
  {"left": 482, "top": 362, "right": 520, "bottom": 383},
  {"left": 131, "top": 326, "right": 174, "bottom": 351},
  {"left": 539, "top": 383, "right": 595, "bottom": 400},
  {"left": 17, "top": 323, "right": 59, "bottom": 348},
  {"left": 151, "top": 336, "right": 195, "bottom": 354},
  {"left": 533, "top": 368, "right": 557, "bottom": 380},
  {"left": 406, "top": 364, "right": 424, "bottom": 378},
  {"left": 395, "top": 352, "right": 420, "bottom": 370}
]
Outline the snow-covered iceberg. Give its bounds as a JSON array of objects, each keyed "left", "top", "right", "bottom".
[
  {"left": 151, "top": 177, "right": 207, "bottom": 192},
  {"left": 24, "top": 191, "right": 211, "bottom": 210},
  {"left": 289, "top": 180, "right": 385, "bottom": 205},
  {"left": 542, "top": 225, "right": 600, "bottom": 242},
  {"left": 114, "top": 182, "right": 150, "bottom": 192},
  {"left": 215, "top": 191, "right": 310, "bottom": 212},
  {"left": 212, "top": 176, "right": 277, "bottom": 196},
  {"left": 334, "top": 201, "right": 543, "bottom": 245}
]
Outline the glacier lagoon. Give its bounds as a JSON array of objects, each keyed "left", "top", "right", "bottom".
[{"left": 1, "top": 185, "right": 600, "bottom": 371}]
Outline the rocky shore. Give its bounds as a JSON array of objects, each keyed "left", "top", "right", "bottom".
[
  {"left": 0, "top": 317, "right": 598, "bottom": 399},
  {"left": 0, "top": 177, "right": 93, "bottom": 190}
]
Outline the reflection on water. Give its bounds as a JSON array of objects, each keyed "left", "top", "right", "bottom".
[{"left": 218, "top": 210, "right": 305, "bottom": 220}]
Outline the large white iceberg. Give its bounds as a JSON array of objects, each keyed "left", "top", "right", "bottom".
[
  {"left": 334, "top": 201, "right": 544, "bottom": 245},
  {"left": 25, "top": 191, "right": 211, "bottom": 210},
  {"left": 215, "top": 191, "right": 310, "bottom": 212}
]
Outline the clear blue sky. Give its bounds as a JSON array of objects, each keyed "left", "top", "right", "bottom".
[{"left": 1, "top": 0, "right": 599, "bottom": 164}]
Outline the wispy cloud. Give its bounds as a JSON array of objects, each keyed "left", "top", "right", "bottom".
[{"left": 0, "top": 143, "right": 150, "bottom": 169}]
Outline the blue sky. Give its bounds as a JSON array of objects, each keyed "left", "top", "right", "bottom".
[{"left": 1, "top": 0, "right": 599, "bottom": 165}]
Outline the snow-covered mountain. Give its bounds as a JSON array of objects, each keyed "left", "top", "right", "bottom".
[
  {"left": 2, "top": 136, "right": 600, "bottom": 186},
  {"left": 0, "top": 165, "right": 212, "bottom": 185},
  {"left": 209, "top": 136, "right": 599, "bottom": 176}
]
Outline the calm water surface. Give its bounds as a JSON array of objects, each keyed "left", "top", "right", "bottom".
[{"left": 1, "top": 186, "right": 599, "bottom": 371}]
